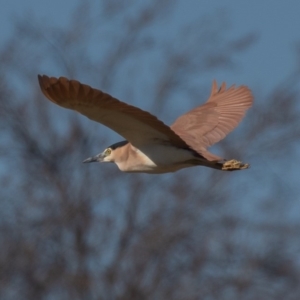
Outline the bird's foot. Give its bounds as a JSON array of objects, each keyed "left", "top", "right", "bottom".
[{"left": 222, "top": 159, "right": 249, "bottom": 171}]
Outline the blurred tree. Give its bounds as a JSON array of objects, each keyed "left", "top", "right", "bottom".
[{"left": 0, "top": 0, "right": 300, "bottom": 299}]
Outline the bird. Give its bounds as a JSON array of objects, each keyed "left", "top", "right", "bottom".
[{"left": 38, "top": 75, "right": 253, "bottom": 174}]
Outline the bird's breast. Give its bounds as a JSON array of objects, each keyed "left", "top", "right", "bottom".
[{"left": 116, "top": 144, "right": 197, "bottom": 174}]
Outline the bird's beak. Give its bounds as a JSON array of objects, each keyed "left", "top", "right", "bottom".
[{"left": 83, "top": 153, "right": 105, "bottom": 163}]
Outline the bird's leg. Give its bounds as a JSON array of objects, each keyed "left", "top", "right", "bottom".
[{"left": 222, "top": 159, "right": 249, "bottom": 171}]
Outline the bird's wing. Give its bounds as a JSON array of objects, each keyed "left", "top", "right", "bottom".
[
  {"left": 38, "top": 75, "right": 189, "bottom": 148},
  {"left": 171, "top": 80, "right": 253, "bottom": 158}
]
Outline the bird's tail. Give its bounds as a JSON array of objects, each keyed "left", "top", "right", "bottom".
[{"left": 189, "top": 158, "right": 250, "bottom": 171}]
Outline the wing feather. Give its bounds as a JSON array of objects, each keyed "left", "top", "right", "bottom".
[
  {"left": 38, "top": 75, "right": 189, "bottom": 148},
  {"left": 171, "top": 80, "right": 253, "bottom": 159}
]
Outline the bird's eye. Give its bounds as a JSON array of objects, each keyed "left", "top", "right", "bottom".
[{"left": 104, "top": 148, "right": 112, "bottom": 156}]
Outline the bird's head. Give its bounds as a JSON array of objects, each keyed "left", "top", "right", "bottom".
[
  {"left": 83, "top": 141, "right": 128, "bottom": 164},
  {"left": 83, "top": 147, "right": 114, "bottom": 163}
]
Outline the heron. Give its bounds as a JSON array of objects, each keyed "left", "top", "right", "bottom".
[{"left": 38, "top": 75, "right": 253, "bottom": 174}]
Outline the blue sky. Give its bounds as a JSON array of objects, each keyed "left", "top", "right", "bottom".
[{"left": 2, "top": 0, "right": 300, "bottom": 96}]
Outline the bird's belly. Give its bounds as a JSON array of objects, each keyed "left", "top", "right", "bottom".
[{"left": 122, "top": 145, "right": 198, "bottom": 174}]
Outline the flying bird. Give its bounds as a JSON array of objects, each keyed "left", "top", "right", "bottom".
[{"left": 38, "top": 75, "right": 253, "bottom": 174}]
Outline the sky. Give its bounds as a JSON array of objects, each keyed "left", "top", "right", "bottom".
[
  {"left": 178, "top": 1, "right": 300, "bottom": 95},
  {"left": 2, "top": 0, "right": 300, "bottom": 96}
]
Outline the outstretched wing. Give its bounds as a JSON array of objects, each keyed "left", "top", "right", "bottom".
[
  {"left": 171, "top": 80, "right": 253, "bottom": 160},
  {"left": 38, "top": 75, "right": 189, "bottom": 149}
]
